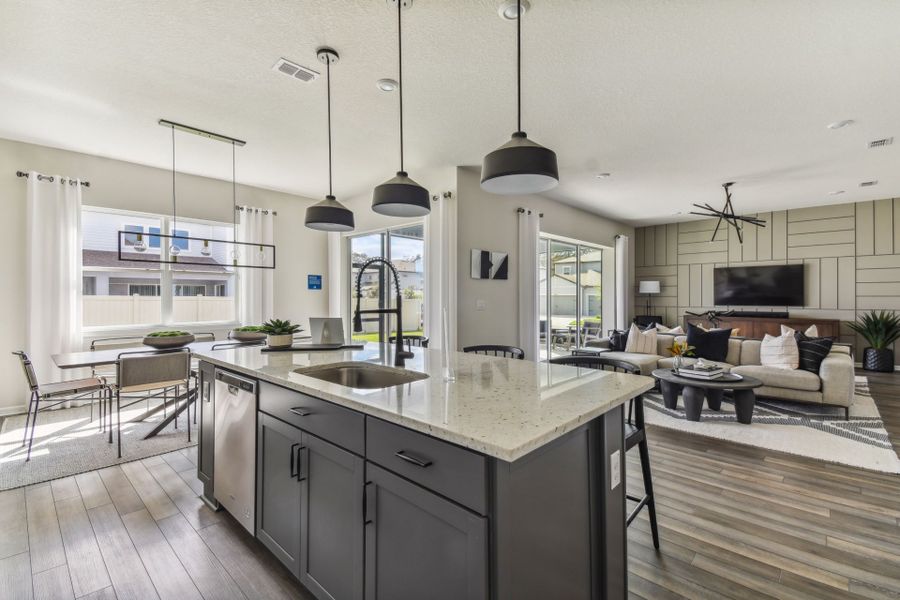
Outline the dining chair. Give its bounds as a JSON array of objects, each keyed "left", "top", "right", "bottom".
[
  {"left": 548, "top": 354, "right": 660, "bottom": 549},
  {"left": 463, "top": 345, "right": 526, "bottom": 360},
  {"left": 12, "top": 351, "right": 110, "bottom": 461},
  {"left": 389, "top": 334, "right": 429, "bottom": 350},
  {"left": 111, "top": 349, "right": 192, "bottom": 458}
]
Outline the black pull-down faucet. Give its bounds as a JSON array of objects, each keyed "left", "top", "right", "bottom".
[{"left": 352, "top": 257, "right": 415, "bottom": 367}]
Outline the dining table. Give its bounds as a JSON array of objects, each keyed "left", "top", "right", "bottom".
[{"left": 52, "top": 339, "right": 272, "bottom": 440}]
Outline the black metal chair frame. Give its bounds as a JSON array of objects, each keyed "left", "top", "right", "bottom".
[
  {"left": 549, "top": 354, "right": 660, "bottom": 549},
  {"left": 463, "top": 345, "right": 526, "bottom": 360},
  {"left": 12, "top": 351, "right": 111, "bottom": 461}
]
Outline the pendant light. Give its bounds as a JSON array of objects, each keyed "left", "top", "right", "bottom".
[
  {"left": 168, "top": 124, "right": 182, "bottom": 257},
  {"left": 480, "top": 0, "right": 558, "bottom": 195},
  {"left": 371, "top": 0, "right": 430, "bottom": 217},
  {"left": 305, "top": 47, "right": 355, "bottom": 232}
]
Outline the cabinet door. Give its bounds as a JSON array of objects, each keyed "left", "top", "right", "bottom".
[
  {"left": 197, "top": 363, "right": 215, "bottom": 504},
  {"left": 365, "top": 464, "right": 488, "bottom": 600},
  {"left": 257, "top": 413, "right": 303, "bottom": 577},
  {"left": 299, "top": 433, "right": 364, "bottom": 600}
]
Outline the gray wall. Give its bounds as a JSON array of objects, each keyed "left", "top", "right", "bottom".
[
  {"left": 456, "top": 167, "right": 633, "bottom": 350},
  {"left": 634, "top": 198, "right": 900, "bottom": 362}
]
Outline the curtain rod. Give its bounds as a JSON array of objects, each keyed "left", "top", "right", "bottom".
[
  {"left": 235, "top": 204, "right": 277, "bottom": 216},
  {"left": 16, "top": 171, "right": 91, "bottom": 188},
  {"left": 517, "top": 207, "right": 544, "bottom": 217}
]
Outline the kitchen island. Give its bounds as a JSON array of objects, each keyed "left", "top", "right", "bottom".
[{"left": 193, "top": 342, "right": 654, "bottom": 600}]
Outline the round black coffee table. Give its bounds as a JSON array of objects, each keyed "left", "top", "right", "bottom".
[{"left": 651, "top": 369, "right": 763, "bottom": 424}]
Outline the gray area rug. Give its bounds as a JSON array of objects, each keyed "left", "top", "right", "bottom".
[
  {"left": 643, "top": 376, "right": 900, "bottom": 473},
  {"left": 0, "top": 399, "right": 197, "bottom": 490}
]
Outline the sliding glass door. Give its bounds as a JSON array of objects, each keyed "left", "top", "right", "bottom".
[
  {"left": 539, "top": 237, "right": 603, "bottom": 360},
  {"left": 348, "top": 223, "right": 425, "bottom": 343}
]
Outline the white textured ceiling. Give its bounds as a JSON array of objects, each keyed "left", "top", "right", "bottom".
[{"left": 2, "top": 0, "right": 899, "bottom": 225}]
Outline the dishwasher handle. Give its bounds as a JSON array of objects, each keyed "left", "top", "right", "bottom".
[{"left": 215, "top": 370, "right": 256, "bottom": 394}]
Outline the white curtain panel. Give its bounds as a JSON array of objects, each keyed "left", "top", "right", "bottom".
[
  {"left": 615, "top": 234, "right": 630, "bottom": 331},
  {"left": 237, "top": 207, "right": 275, "bottom": 325},
  {"left": 425, "top": 193, "right": 458, "bottom": 350},
  {"left": 26, "top": 173, "right": 83, "bottom": 382},
  {"left": 517, "top": 209, "right": 540, "bottom": 360}
]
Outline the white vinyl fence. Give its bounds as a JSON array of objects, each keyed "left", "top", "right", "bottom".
[{"left": 84, "top": 295, "right": 235, "bottom": 327}]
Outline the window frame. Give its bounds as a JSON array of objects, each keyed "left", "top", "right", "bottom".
[{"left": 81, "top": 205, "right": 240, "bottom": 334}]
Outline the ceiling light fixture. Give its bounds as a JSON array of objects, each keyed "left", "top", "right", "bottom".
[
  {"left": 305, "top": 48, "right": 355, "bottom": 231},
  {"left": 168, "top": 124, "right": 182, "bottom": 257},
  {"left": 690, "top": 182, "right": 766, "bottom": 244},
  {"left": 372, "top": 0, "right": 431, "bottom": 217},
  {"left": 828, "top": 190, "right": 845, "bottom": 196},
  {"left": 827, "top": 120, "right": 854, "bottom": 130},
  {"left": 859, "top": 180, "right": 879, "bottom": 187},
  {"left": 481, "top": 0, "right": 558, "bottom": 195},
  {"left": 376, "top": 78, "right": 398, "bottom": 92},
  {"left": 498, "top": 0, "right": 530, "bottom": 20},
  {"left": 595, "top": 172, "right": 611, "bottom": 179}
]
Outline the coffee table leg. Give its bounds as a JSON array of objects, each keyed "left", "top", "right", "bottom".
[
  {"left": 660, "top": 380, "right": 681, "bottom": 410},
  {"left": 733, "top": 389, "right": 756, "bottom": 424},
  {"left": 706, "top": 388, "right": 723, "bottom": 411},
  {"left": 682, "top": 386, "right": 705, "bottom": 421}
]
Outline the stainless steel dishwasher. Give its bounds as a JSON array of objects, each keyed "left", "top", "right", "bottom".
[{"left": 214, "top": 369, "right": 257, "bottom": 534}]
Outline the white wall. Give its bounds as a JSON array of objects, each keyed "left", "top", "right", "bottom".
[
  {"left": 455, "top": 166, "right": 634, "bottom": 350},
  {"left": 1, "top": 137, "right": 328, "bottom": 414}
]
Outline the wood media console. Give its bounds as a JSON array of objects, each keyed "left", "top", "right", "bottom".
[{"left": 682, "top": 314, "right": 841, "bottom": 340}]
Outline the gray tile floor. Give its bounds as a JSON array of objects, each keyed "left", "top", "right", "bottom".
[{"left": 0, "top": 447, "right": 313, "bottom": 600}]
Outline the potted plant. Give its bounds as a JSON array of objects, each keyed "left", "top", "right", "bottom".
[
  {"left": 847, "top": 310, "right": 900, "bottom": 372},
  {"left": 261, "top": 319, "right": 301, "bottom": 349},
  {"left": 667, "top": 340, "right": 695, "bottom": 373},
  {"left": 230, "top": 325, "right": 267, "bottom": 342}
]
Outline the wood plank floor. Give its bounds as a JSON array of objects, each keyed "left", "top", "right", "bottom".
[
  {"left": 0, "top": 369, "right": 897, "bottom": 599},
  {"left": 627, "top": 369, "right": 900, "bottom": 600},
  {"left": 0, "top": 447, "right": 313, "bottom": 600}
]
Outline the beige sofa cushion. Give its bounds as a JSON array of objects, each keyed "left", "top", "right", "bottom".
[
  {"left": 596, "top": 351, "right": 663, "bottom": 376},
  {"left": 731, "top": 365, "right": 822, "bottom": 392},
  {"left": 656, "top": 334, "right": 678, "bottom": 356},
  {"left": 740, "top": 340, "right": 762, "bottom": 365}
]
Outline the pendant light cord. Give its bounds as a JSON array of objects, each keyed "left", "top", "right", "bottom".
[
  {"left": 171, "top": 124, "right": 177, "bottom": 234},
  {"left": 517, "top": 0, "right": 522, "bottom": 133},
  {"left": 397, "top": 0, "right": 404, "bottom": 172},
  {"left": 232, "top": 140, "right": 237, "bottom": 238},
  {"left": 326, "top": 57, "right": 334, "bottom": 196}
]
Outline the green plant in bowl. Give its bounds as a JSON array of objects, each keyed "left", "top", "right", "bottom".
[
  {"left": 143, "top": 330, "right": 195, "bottom": 348},
  {"left": 146, "top": 330, "right": 192, "bottom": 337},
  {"left": 230, "top": 325, "right": 267, "bottom": 342}
]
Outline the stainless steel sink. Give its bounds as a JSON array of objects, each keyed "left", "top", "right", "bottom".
[{"left": 293, "top": 362, "right": 428, "bottom": 389}]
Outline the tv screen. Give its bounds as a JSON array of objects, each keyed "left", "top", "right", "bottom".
[{"left": 713, "top": 265, "right": 804, "bottom": 306}]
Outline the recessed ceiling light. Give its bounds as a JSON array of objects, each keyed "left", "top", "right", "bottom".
[
  {"left": 376, "top": 78, "right": 398, "bottom": 92},
  {"left": 827, "top": 119, "right": 854, "bottom": 130},
  {"left": 828, "top": 190, "right": 845, "bottom": 195},
  {"left": 595, "top": 172, "right": 611, "bottom": 179},
  {"left": 498, "top": 0, "right": 530, "bottom": 20}
]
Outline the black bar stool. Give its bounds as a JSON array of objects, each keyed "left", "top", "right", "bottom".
[{"left": 549, "top": 354, "right": 660, "bottom": 549}]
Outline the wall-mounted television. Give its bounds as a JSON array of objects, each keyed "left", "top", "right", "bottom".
[{"left": 713, "top": 265, "right": 804, "bottom": 306}]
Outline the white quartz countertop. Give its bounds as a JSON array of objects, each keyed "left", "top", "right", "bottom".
[{"left": 194, "top": 343, "right": 655, "bottom": 462}]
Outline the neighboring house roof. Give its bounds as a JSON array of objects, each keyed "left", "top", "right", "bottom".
[
  {"left": 83, "top": 250, "right": 230, "bottom": 273},
  {"left": 555, "top": 250, "right": 603, "bottom": 264}
]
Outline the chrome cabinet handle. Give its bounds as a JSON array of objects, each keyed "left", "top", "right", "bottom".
[
  {"left": 394, "top": 450, "right": 432, "bottom": 468},
  {"left": 296, "top": 446, "right": 308, "bottom": 481},
  {"left": 289, "top": 407, "right": 312, "bottom": 417},
  {"left": 364, "top": 481, "right": 375, "bottom": 525},
  {"left": 289, "top": 443, "right": 300, "bottom": 478}
]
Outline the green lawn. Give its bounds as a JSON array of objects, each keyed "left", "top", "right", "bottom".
[{"left": 352, "top": 330, "right": 424, "bottom": 343}]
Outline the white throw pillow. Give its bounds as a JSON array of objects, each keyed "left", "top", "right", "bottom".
[
  {"left": 655, "top": 324, "right": 685, "bottom": 335},
  {"left": 625, "top": 323, "right": 657, "bottom": 354},
  {"left": 760, "top": 324, "right": 799, "bottom": 369},
  {"left": 804, "top": 324, "right": 819, "bottom": 337}
]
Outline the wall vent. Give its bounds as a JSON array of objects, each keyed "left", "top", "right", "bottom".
[
  {"left": 272, "top": 58, "right": 319, "bottom": 82},
  {"left": 868, "top": 137, "right": 894, "bottom": 148},
  {"left": 859, "top": 180, "right": 879, "bottom": 187}
]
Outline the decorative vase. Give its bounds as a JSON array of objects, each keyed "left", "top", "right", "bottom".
[
  {"left": 862, "top": 347, "right": 894, "bottom": 372},
  {"left": 267, "top": 333, "right": 294, "bottom": 349},
  {"left": 673, "top": 354, "right": 683, "bottom": 374}
]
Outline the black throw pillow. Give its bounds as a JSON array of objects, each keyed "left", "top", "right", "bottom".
[
  {"left": 795, "top": 331, "right": 834, "bottom": 373},
  {"left": 686, "top": 323, "right": 731, "bottom": 362},
  {"left": 608, "top": 329, "right": 628, "bottom": 351}
]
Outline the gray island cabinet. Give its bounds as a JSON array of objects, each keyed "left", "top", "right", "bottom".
[{"left": 195, "top": 344, "right": 653, "bottom": 600}]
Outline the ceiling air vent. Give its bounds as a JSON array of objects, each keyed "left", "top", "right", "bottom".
[
  {"left": 859, "top": 180, "right": 879, "bottom": 187},
  {"left": 272, "top": 58, "right": 319, "bottom": 82},
  {"left": 868, "top": 137, "right": 894, "bottom": 149}
]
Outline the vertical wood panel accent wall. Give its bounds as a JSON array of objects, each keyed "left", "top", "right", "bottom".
[{"left": 634, "top": 198, "right": 900, "bottom": 362}]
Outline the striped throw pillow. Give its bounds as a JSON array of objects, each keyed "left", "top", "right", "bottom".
[
  {"left": 760, "top": 325, "right": 800, "bottom": 370},
  {"left": 624, "top": 323, "right": 657, "bottom": 355},
  {"left": 795, "top": 331, "right": 834, "bottom": 373}
]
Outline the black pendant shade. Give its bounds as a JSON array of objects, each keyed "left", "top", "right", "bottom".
[
  {"left": 481, "top": 0, "right": 558, "bottom": 195},
  {"left": 481, "top": 131, "right": 558, "bottom": 195},
  {"left": 305, "top": 195, "right": 355, "bottom": 231},
  {"left": 372, "top": 171, "right": 430, "bottom": 217},
  {"left": 305, "top": 47, "right": 355, "bottom": 232},
  {"left": 372, "top": 0, "right": 430, "bottom": 217}
]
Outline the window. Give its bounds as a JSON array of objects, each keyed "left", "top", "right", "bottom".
[
  {"left": 539, "top": 237, "right": 603, "bottom": 360},
  {"left": 82, "top": 207, "right": 236, "bottom": 329},
  {"left": 348, "top": 223, "right": 425, "bottom": 342}
]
